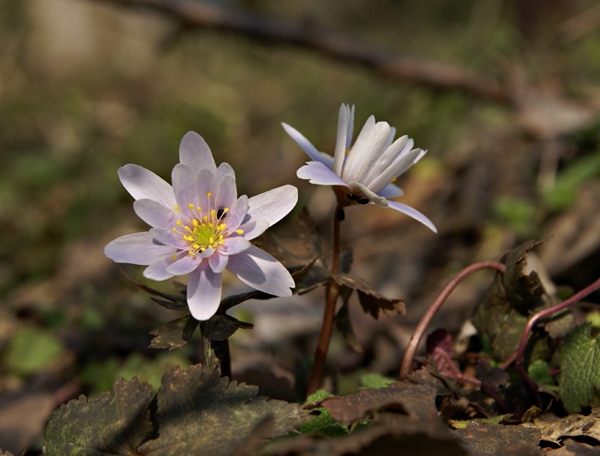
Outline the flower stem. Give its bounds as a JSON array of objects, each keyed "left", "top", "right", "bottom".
[
  {"left": 510, "top": 275, "right": 600, "bottom": 399},
  {"left": 399, "top": 261, "right": 506, "bottom": 380},
  {"left": 306, "top": 201, "right": 343, "bottom": 397}
]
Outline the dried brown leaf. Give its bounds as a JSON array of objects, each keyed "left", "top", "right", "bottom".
[
  {"left": 308, "top": 382, "right": 437, "bottom": 425},
  {"left": 332, "top": 273, "right": 405, "bottom": 319},
  {"left": 533, "top": 408, "right": 600, "bottom": 445},
  {"left": 454, "top": 422, "right": 542, "bottom": 455}
]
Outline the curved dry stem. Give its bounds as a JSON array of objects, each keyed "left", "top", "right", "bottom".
[{"left": 399, "top": 261, "right": 506, "bottom": 380}]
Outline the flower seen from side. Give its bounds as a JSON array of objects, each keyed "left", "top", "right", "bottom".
[
  {"left": 105, "top": 131, "right": 298, "bottom": 321},
  {"left": 282, "top": 103, "right": 437, "bottom": 232}
]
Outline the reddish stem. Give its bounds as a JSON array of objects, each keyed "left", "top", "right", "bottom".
[
  {"left": 399, "top": 261, "right": 506, "bottom": 380},
  {"left": 306, "top": 201, "right": 343, "bottom": 396},
  {"left": 433, "top": 347, "right": 481, "bottom": 386},
  {"left": 512, "top": 276, "right": 600, "bottom": 398}
]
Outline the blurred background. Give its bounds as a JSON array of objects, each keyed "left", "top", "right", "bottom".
[{"left": 2, "top": 0, "right": 600, "bottom": 453}]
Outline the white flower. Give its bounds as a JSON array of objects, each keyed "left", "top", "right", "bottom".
[
  {"left": 105, "top": 132, "right": 298, "bottom": 320},
  {"left": 283, "top": 104, "right": 436, "bottom": 232}
]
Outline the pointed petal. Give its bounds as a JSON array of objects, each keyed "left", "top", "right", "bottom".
[
  {"left": 237, "top": 220, "right": 269, "bottom": 240},
  {"left": 297, "top": 161, "right": 348, "bottom": 187},
  {"left": 245, "top": 185, "right": 298, "bottom": 227},
  {"left": 144, "top": 257, "right": 176, "bottom": 281},
  {"left": 223, "top": 195, "right": 248, "bottom": 232},
  {"left": 377, "top": 183, "right": 404, "bottom": 198},
  {"left": 149, "top": 227, "right": 188, "bottom": 249},
  {"left": 215, "top": 162, "right": 235, "bottom": 183},
  {"left": 179, "top": 131, "right": 217, "bottom": 175},
  {"left": 360, "top": 135, "right": 409, "bottom": 188},
  {"left": 195, "top": 168, "right": 217, "bottom": 214},
  {"left": 166, "top": 253, "right": 201, "bottom": 275},
  {"left": 368, "top": 148, "right": 426, "bottom": 193},
  {"left": 349, "top": 181, "right": 388, "bottom": 207},
  {"left": 333, "top": 104, "right": 352, "bottom": 176},
  {"left": 118, "top": 164, "right": 176, "bottom": 208},
  {"left": 104, "top": 232, "right": 176, "bottom": 265},
  {"left": 221, "top": 236, "right": 251, "bottom": 255},
  {"left": 226, "top": 245, "right": 294, "bottom": 297},
  {"left": 341, "top": 119, "right": 391, "bottom": 183},
  {"left": 215, "top": 175, "right": 237, "bottom": 213},
  {"left": 133, "top": 199, "right": 178, "bottom": 228},
  {"left": 209, "top": 252, "right": 229, "bottom": 273},
  {"left": 282, "top": 123, "right": 334, "bottom": 167},
  {"left": 187, "top": 263, "right": 222, "bottom": 321},
  {"left": 386, "top": 200, "right": 437, "bottom": 233},
  {"left": 172, "top": 164, "right": 197, "bottom": 219}
]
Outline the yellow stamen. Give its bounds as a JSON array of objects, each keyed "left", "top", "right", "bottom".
[
  {"left": 203, "top": 216, "right": 208, "bottom": 222},
  {"left": 210, "top": 209, "right": 215, "bottom": 218},
  {"left": 192, "top": 243, "right": 200, "bottom": 249},
  {"left": 219, "top": 239, "right": 225, "bottom": 245},
  {"left": 391, "top": 177, "right": 397, "bottom": 182},
  {"left": 176, "top": 220, "right": 182, "bottom": 226},
  {"left": 192, "top": 219, "right": 199, "bottom": 226},
  {"left": 189, "top": 251, "right": 196, "bottom": 257},
  {"left": 188, "top": 203, "right": 194, "bottom": 210},
  {"left": 207, "top": 192, "right": 212, "bottom": 197},
  {"left": 172, "top": 228, "right": 177, "bottom": 232},
  {"left": 200, "top": 247, "right": 206, "bottom": 253},
  {"left": 174, "top": 206, "right": 180, "bottom": 212},
  {"left": 209, "top": 237, "right": 214, "bottom": 244},
  {"left": 184, "top": 235, "right": 194, "bottom": 241},
  {"left": 196, "top": 206, "right": 202, "bottom": 211},
  {"left": 235, "top": 229, "right": 244, "bottom": 235},
  {"left": 209, "top": 223, "right": 213, "bottom": 228},
  {"left": 171, "top": 254, "right": 177, "bottom": 261}
]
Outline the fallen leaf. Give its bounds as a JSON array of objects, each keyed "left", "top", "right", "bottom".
[
  {"left": 533, "top": 408, "right": 600, "bottom": 445},
  {"left": 454, "top": 421, "right": 542, "bottom": 455}
]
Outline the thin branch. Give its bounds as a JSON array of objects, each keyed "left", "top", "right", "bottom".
[{"left": 92, "top": 0, "right": 511, "bottom": 104}]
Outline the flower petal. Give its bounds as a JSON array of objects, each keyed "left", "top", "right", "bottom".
[
  {"left": 282, "top": 123, "right": 334, "bottom": 167},
  {"left": 368, "top": 148, "right": 426, "bottom": 193},
  {"left": 216, "top": 175, "right": 237, "bottom": 213},
  {"left": 144, "top": 257, "right": 177, "bottom": 281},
  {"left": 341, "top": 118, "right": 391, "bottom": 184},
  {"left": 118, "top": 164, "right": 176, "bottom": 208},
  {"left": 333, "top": 104, "right": 353, "bottom": 176},
  {"left": 195, "top": 168, "right": 217, "bottom": 213},
  {"left": 104, "top": 232, "right": 176, "bottom": 265},
  {"left": 216, "top": 162, "right": 235, "bottom": 183},
  {"left": 237, "top": 220, "right": 269, "bottom": 240},
  {"left": 209, "top": 252, "right": 229, "bottom": 273},
  {"left": 245, "top": 185, "right": 298, "bottom": 227},
  {"left": 377, "top": 183, "right": 404, "bottom": 198},
  {"left": 133, "top": 199, "right": 178, "bottom": 228},
  {"left": 224, "top": 195, "right": 248, "bottom": 232},
  {"left": 297, "top": 161, "right": 348, "bottom": 187},
  {"left": 149, "top": 227, "right": 189, "bottom": 249},
  {"left": 179, "top": 131, "right": 217, "bottom": 175},
  {"left": 360, "top": 135, "right": 410, "bottom": 188},
  {"left": 226, "top": 245, "right": 294, "bottom": 297},
  {"left": 386, "top": 200, "right": 437, "bottom": 233},
  {"left": 172, "top": 164, "right": 197, "bottom": 219},
  {"left": 349, "top": 181, "right": 388, "bottom": 207},
  {"left": 166, "top": 253, "right": 201, "bottom": 275},
  {"left": 187, "top": 262, "right": 222, "bottom": 321},
  {"left": 221, "top": 236, "right": 251, "bottom": 255}
]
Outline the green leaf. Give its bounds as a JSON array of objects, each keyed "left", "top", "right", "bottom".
[
  {"left": 559, "top": 323, "right": 600, "bottom": 413},
  {"left": 4, "top": 325, "right": 65, "bottom": 376},
  {"left": 299, "top": 390, "right": 348, "bottom": 437},
  {"left": 138, "top": 364, "right": 310, "bottom": 455},
  {"left": 360, "top": 373, "right": 396, "bottom": 390},
  {"left": 202, "top": 314, "right": 253, "bottom": 342},
  {"left": 149, "top": 315, "right": 199, "bottom": 350},
  {"left": 528, "top": 360, "right": 556, "bottom": 391},
  {"left": 449, "top": 415, "right": 511, "bottom": 429},
  {"left": 43, "top": 377, "right": 154, "bottom": 455}
]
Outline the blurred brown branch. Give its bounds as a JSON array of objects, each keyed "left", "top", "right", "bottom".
[{"left": 92, "top": 0, "right": 512, "bottom": 104}]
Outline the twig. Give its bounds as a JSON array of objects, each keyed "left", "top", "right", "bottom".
[
  {"left": 399, "top": 261, "right": 506, "bottom": 380},
  {"left": 92, "top": 0, "right": 511, "bottom": 104}
]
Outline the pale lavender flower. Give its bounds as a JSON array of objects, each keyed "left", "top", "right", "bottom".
[
  {"left": 105, "top": 131, "right": 297, "bottom": 321},
  {"left": 282, "top": 104, "right": 437, "bottom": 232}
]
